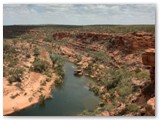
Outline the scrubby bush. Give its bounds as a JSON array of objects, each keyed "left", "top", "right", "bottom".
[
  {"left": 38, "top": 94, "right": 45, "bottom": 104},
  {"left": 10, "top": 93, "right": 19, "bottom": 99},
  {"left": 127, "top": 103, "right": 140, "bottom": 113},
  {"left": 26, "top": 54, "right": 31, "bottom": 58},
  {"left": 50, "top": 54, "right": 64, "bottom": 65},
  {"left": 117, "top": 85, "right": 132, "bottom": 97},
  {"left": 3, "top": 43, "right": 16, "bottom": 54},
  {"left": 105, "top": 68, "right": 131, "bottom": 90},
  {"left": 45, "top": 72, "right": 52, "bottom": 78},
  {"left": 8, "top": 58, "right": 18, "bottom": 67},
  {"left": 33, "top": 48, "right": 40, "bottom": 57},
  {"left": 3, "top": 43, "right": 10, "bottom": 51},
  {"left": 136, "top": 70, "right": 150, "bottom": 81},
  {"left": 32, "top": 58, "right": 49, "bottom": 73},
  {"left": 8, "top": 68, "right": 24, "bottom": 84},
  {"left": 43, "top": 38, "right": 52, "bottom": 42},
  {"left": 54, "top": 65, "right": 64, "bottom": 77},
  {"left": 50, "top": 54, "right": 65, "bottom": 77},
  {"left": 107, "top": 37, "right": 116, "bottom": 47},
  {"left": 89, "top": 84, "right": 99, "bottom": 96},
  {"left": 3, "top": 66, "right": 6, "bottom": 77},
  {"left": 91, "top": 51, "right": 110, "bottom": 64},
  {"left": 55, "top": 78, "right": 63, "bottom": 86},
  {"left": 15, "top": 83, "right": 23, "bottom": 90},
  {"left": 46, "top": 78, "right": 51, "bottom": 82},
  {"left": 105, "top": 76, "right": 121, "bottom": 90},
  {"left": 40, "top": 80, "right": 46, "bottom": 86},
  {"left": 75, "top": 55, "right": 82, "bottom": 62}
]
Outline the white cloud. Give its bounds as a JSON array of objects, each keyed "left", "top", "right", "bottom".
[{"left": 3, "top": 4, "right": 156, "bottom": 25}]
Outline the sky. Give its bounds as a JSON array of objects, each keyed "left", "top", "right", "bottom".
[{"left": 3, "top": 4, "right": 156, "bottom": 25}]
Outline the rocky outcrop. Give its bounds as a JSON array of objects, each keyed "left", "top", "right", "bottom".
[
  {"left": 142, "top": 48, "right": 155, "bottom": 88},
  {"left": 109, "top": 103, "right": 126, "bottom": 116},
  {"left": 142, "top": 48, "right": 155, "bottom": 116},
  {"left": 101, "top": 111, "right": 110, "bottom": 116},
  {"left": 53, "top": 32, "right": 74, "bottom": 40},
  {"left": 53, "top": 32, "right": 155, "bottom": 53},
  {"left": 146, "top": 97, "right": 155, "bottom": 115},
  {"left": 74, "top": 69, "right": 83, "bottom": 76}
]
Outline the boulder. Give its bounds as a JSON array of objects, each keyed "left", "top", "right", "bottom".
[
  {"left": 74, "top": 69, "right": 83, "bottom": 76},
  {"left": 146, "top": 97, "right": 155, "bottom": 115},
  {"left": 101, "top": 111, "right": 110, "bottom": 116},
  {"left": 142, "top": 48, "right": 155, "bottom": 66}
]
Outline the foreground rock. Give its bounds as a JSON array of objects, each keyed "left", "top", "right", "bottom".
[
  {"left": 142, "top": 48, "right": 155, "bottom": 91},
  {"left": 146, "top": 97, "right": 155, "bottom": 115},
  {"left": 74, "top": 69, "right": 83, "bottom": 76},
  {"left": 142, "top": 48, "right": 155, "bottom": 116}
]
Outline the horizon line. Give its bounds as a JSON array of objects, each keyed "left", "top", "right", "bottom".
[{"left": 3, "top": 23, "right": 155, "bottom": 26}]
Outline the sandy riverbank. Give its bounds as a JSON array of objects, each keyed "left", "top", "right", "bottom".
[{"left": 3, "top": 72, "right": 56, "bottom": 115}]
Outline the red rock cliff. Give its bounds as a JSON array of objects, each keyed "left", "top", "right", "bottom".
[
  {"left": 142, "top": 48, "right": 155, "bottom": 87},
  {"left": 142, "top": 48, "right": 155, "bottom": 116},
  {"left": 53, "top": 32, "right": 155, "bottom": 53}
]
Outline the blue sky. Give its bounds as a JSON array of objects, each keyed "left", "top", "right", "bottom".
[{"left": 3, "top": 4, "right": 155, "bottom": 25}]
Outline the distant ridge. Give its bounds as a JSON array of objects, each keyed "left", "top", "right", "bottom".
[{"left": 3, "top": 24, "right": 155, "bottom": 27}]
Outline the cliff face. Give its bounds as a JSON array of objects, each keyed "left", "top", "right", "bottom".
[
  {"left": 52, "top": 31, "right": 155, "bottom": 116},
  {"left": 142, "top": 48, "right": 155, "bottom": 116},
  {"left": 142, "top": 48, "right": 155, "bottom": 90},
  {"left": 53, "top": 31, "right": 155, "bottom": 53}
]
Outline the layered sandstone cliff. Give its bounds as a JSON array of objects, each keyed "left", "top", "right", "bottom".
[
  {"left": 53, "top": 32, "right": 155, "bottom": 53},
  {"left": 142, "top": 48, "right": 155, "bottom": 116}
]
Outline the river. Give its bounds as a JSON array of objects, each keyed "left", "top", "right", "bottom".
[{"left": 11, "top": 62, "right": 100, "bottom": 116}]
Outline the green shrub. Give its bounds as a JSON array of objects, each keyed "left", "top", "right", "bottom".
[
  {"left": 46, "top": 78, "right": 51, "bottom": 82},
  {"left": 26, "top": 54, "right": 31, "bottom": 58},
  {"left": 127, "top": 103, "right": 140, "bottom": 113},
  {"left": 38, "top": 94, "right": 45, "bottom": 104},
  {"left": 8, "top": 68, "right": 24, "bottom": 84},
  {"left": 89, "top": 84, "right": 99, "bottom": 96},
  {"left": 45, "top": 72, "right": 52, "bottom": 78},
  {"left": 32, "top": 58, "right": 49, "bottom": 73},
  {"left": 55, "top": 78, "right": 63, "bottom": 86},
  {"left": 15, "top": 83, "right": 24, "bottom": 90},
  {"left": 75, "top": 55, "right": 82, "bottom": 62},
  {"left": 50, "top": 54, "right": 65, "bottom": 77},
  {"left": 4, "top": 43, "right": 10, "bottom": 51},
  {"left": 105, "top": 78, "right": 120, "bottom": 90},
  {"left": 105, "top": 68, "right": 131, "bottom": 90},
  {"left": 117, "top": 85, "right": 132, "bottom": 97},
  {"left": 50, "top": 54, "right": 64, "bottom": 65},
  {"left": 135, "top": 68, "right": 141, "bottom": 73},
  {"left": 54, "top": 65, "right": 64, "bottom": 77},
  {"left": 43, "top": 38, "right": 52, "bottom": 42},
  {"left": 136, "top": 70, "right": 150, "bottom": 81},
  {"left": 8, "top": 58, "right": 18, "bottom": 67},
  {"left": 3, "top": 66, "right": 6, "bottom": 77},
  {"left": 8, "top": 61, "right": 17, "bottom": 67},
  {"left": 3, "top": 43, "right": 16, "bottom": 54},
  {"left": 8, "top": 63, "right": 15, "bottom": 67},
  {"left": 108, "top": 38, "right": 115, "bottom": 47},
  {"left": 33, "top": 48, "right": 40, "bottom": 57},
  {"left": 10, "top": 93, "right": 19, "bottom": 99},
  {"left": 40, "top": 80, "right": 46, "bottom": 86},
  {"left": 91, "top": 51, "right": 111, "bottom": 64}
]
